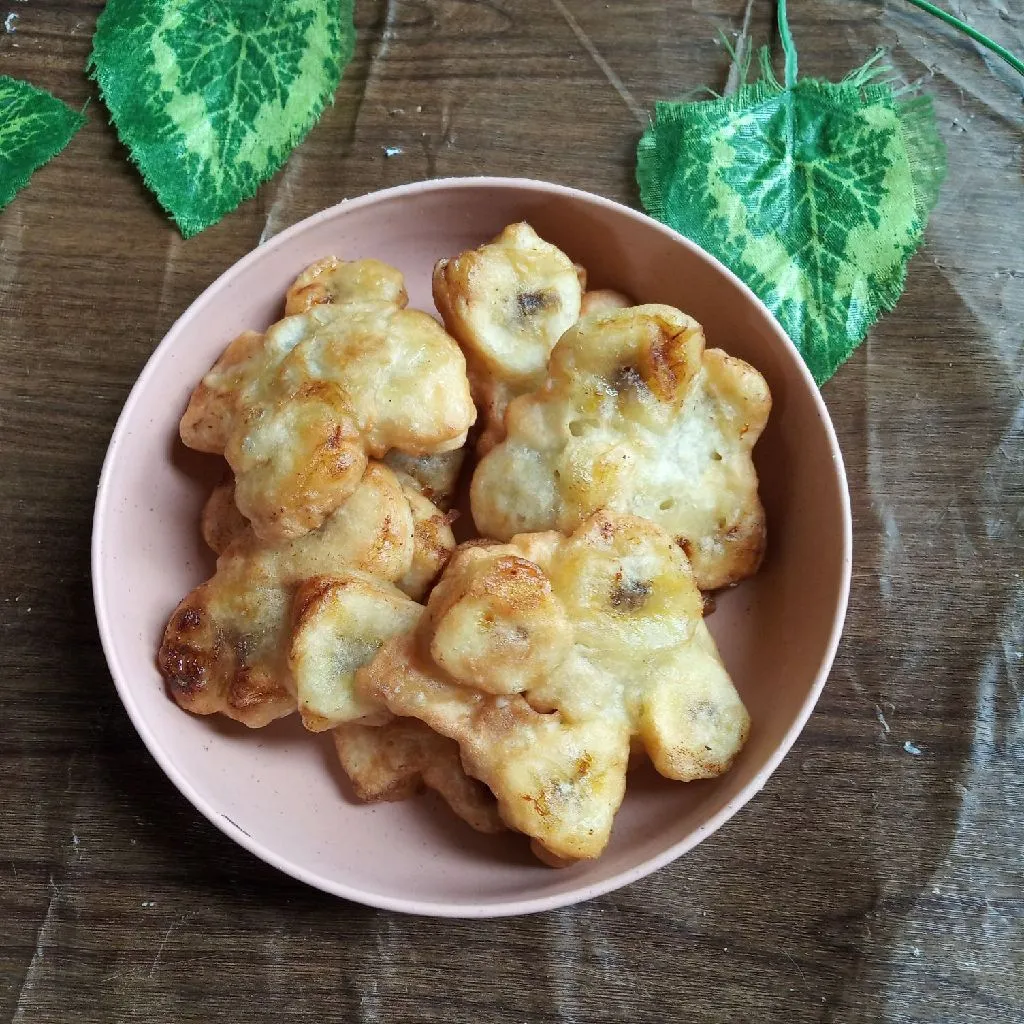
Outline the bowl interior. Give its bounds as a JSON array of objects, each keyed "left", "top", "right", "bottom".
[{"left": 94, "top": 179, "right": 850, "bottom": 916}]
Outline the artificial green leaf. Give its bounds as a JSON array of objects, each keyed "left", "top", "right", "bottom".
[
  {"left": 0, "top": 76, "right": 85, "bottom": 211},
  {"left": 89, "top": 0, "right": 355, "bottom": 238},
  {"left": 637, "top": 39, "right": 945, "bottom": 385}
]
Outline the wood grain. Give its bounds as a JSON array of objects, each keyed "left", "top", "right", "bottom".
[{"left": 1, "top": 1, "right": 1021, "bottom": 1021}]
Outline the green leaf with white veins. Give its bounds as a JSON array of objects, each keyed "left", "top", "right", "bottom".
[
  {"left": 90, "top": 0, "right": 354, "bottom": 237},
  {"left": 0, "top": 76, "right": 85, "bottom": 211},
  {"left": 636, "top": 2, "right": 946, "bottom": 385}
]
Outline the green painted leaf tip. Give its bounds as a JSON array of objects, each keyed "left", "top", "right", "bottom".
[
  {"left": 637, "top": 55, "right": 946, "bottom": 386},
  {"left": 89, "top": 0, "right": 355, "bottom": 238},
  {"left": 0, "top": 76, "right": 85, "bottom": 211}
]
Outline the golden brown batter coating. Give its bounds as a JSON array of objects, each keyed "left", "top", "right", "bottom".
[
  {"left": 433, "top": 223, "right": 583, "bottom": 455},
  {"left": 471, "top": 304, "right": 771, "bottom": 590},
  {"left": 383, "top": 448, "right": 466, "bottom": 511},
  {"left": 288, "top": 574, "right": 504, "bottom": 832},
  {"left": 332, "top": 720, "right": 506, "bottom": 835},
  {"left": 284, "top": 257, "right": 408, "bottom": 316},
  {"left": 357, "top": 512, "right": 750, "bottom": 861},
  {"left": 180, "top": 258, "right": 475, "bottom": 542},
  {"left": 158, "top": 464, "right": 452, "bottom": 728}
]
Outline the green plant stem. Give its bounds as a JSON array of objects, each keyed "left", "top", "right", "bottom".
[
  {"left": 903, "top": 0, "right": 1024, "bottom": 77},
  {"left": 777, "top": 0, "right": 798, "bottom": 88}
]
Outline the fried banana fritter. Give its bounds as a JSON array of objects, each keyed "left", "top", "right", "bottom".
[
  {"left": 471, "top": 304, "right": 771, "bottom": 590},
  {"left": 158, "top": 464, "right": 453, "bottom": 728},
  {"left": 288, "top": 574, "right": 422, "bottom": 731},
  {"left": 333, "top": 720, "right": 506, "bottom": 834},
  {"left": 284, "top": 257, "right": 408, "bottom": 316},
  {"left": 180, "top": 258, "right": 475, "bottom": 542},
  {"left": 433, "top": 223, "right": 583, "bottom": 455},
  {"left": 200, "top": 468, "right": 458, "bottom": 599},
  {"left": 357, "top": 512, "right": 750, "bottom": 861},
  {"left": 180, "top": 259, "right": 411, "bottom": 455},
  {"left": 383, "top": 448, "right": 466, "bottom": 511},
  {"left": 433, "top": 223, "right": 582, "bottom": 387},
  {"left": 466, "top": 375, "right": 515, "bottom": 458},
  {"left": 179, "top": 329, "right": 267, "bottom": 455},
  {"left": 288, "top": 574, "right": 505, "bottom": 831},
  {"left": 200, "top": 476, "right": 249, "bottom": 555},
  {"left": 393, "top": 472, "right": 458, "bottom": 599},
  {"left": 579, "top": 288, "right": 632, "bottom": 319}
]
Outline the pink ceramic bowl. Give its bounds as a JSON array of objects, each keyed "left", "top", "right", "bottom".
[{"left": 93, "top": 177, "right": 851, "bottom": 917}]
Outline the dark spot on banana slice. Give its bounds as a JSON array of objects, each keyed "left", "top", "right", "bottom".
[
  {"left": 610, "top": 572, "right": 652, "bottom": 611},
  {"left": 232, "top": 631, "right": 260, "bottom": 666},
  {"left": 516, "top": 290, "right": 553, "bottom": 317},
  {"left": 610, "top": 365, "right": 647, "bottom": 396}
]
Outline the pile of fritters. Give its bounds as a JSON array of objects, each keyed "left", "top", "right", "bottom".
[{"left": 159, "top": 226, "right": 771, "bottom": 864}]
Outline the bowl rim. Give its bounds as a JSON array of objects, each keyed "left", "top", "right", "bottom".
[{"left": 92, "top": 175, "right": 853, "bottom": 918}]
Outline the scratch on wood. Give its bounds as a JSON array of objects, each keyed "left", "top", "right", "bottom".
[
  {"left": 875, "top": 703, "right": 891, "bottom": 735},
  {"left": 149, "top": 915, "right": 189, "bottom": 978},
  {"left": 548, "top": 0, "right": 647, "bottom": 127},
  {"left": 259, "top": 149, "right": 305, "bottom": 245},
  {"left": 11, "top": 875, "right": 60, "bottom": 1023},
  {"left": 155, "top": 233, "right": 184, "bottom": 320},
  {"left": 783, "top": 949, "right": 809, "bottom": 987}
]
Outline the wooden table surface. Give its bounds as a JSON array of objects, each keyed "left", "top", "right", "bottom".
[{"left": 2, "top": 2, "right": 1022, "bottom": 1021}]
